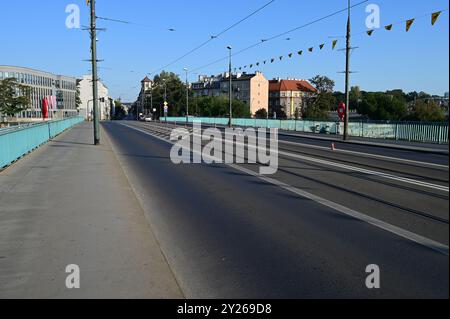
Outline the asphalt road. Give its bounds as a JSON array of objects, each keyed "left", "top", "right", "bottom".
[{"left": 103, "top": 121, "right": 449, "bottom": 298}]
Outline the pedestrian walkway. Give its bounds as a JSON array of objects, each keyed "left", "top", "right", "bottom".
[{"left": 0, "top": 122, "right": 183, "bottom": 298}]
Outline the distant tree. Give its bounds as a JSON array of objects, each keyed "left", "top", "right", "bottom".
[
  {"left": 406, "top": 91, "right": 419, "bottom": 103},
  {"left": 303, "top": 92, "right": 335, "bottom": 120},
  {"left": 386, "top": 89, "right": 407, "bottom": 103},
  {"left": 309, "top": 75, "right": 335, "bottom": 93},
  {"left": 195, "top": 96, "right": 251, "bottom": 118},
  {"left": 358, "top": 92, "right": 408, "bottom": 120},
  {"left": 113, "top": 99, "right": 126, "bottom": 120},
  {"left": 408, "top": 100, "right": 445, "bottom": 122},
  {"left": 350, "top": 86, "right": 362, "bottom": 110},
  {"left": 0, "top": 78, "right": 31, "bottom": 116},
  {"left": 269, "top": 108, "right": 287, "bottom": 119},
  {"left": 151, "top": 71, "right": 190, "bottom": 118},
  {"left": 254, "top": 108, "right": 268, "bottom": 119},
  {"left": 332, "top": 91, "right": 345, "bottom": 110}
]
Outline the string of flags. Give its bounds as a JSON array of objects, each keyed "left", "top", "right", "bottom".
[{"left": 234, "top": 10, "right": 445, "bottom": 72}]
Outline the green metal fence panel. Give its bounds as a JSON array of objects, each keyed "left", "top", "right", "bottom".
[
  {"left": 163, "top": 117, "right": 448, "bottom": 144},
  {"left": 0, "top": 117, "right": 84, "bottom": 169}
]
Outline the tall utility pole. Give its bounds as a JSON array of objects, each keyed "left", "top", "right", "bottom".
[
  {"left": 227, "top": 46, "right": 233, "bottom": 128},
  {"left": 183, "top": 68, "right": 189, "bottom": 125},
  {"left": 90, "top": 0, "right": 100, "bottom": 145},
  {"left": 343, "top": 0, "right": 351, "bottom": 141}
]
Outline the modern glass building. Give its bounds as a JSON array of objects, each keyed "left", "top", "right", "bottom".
[{"left": 0, "top": 65, "right": 78, "bottom": 120}]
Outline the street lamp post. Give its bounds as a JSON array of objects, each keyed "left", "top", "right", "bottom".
[
  {"left": 150, "top": 88, "right": 153, "bottom": 118},
  {"left": 227, "top": 46, "right": 233, "bottom": 127},
  {"left": 163, "top": 79, "right": 167, "bottom": 123},
  {"left": 183, "top": 68, "right": 189, "bottom": 126}
]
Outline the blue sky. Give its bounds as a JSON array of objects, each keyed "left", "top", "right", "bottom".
[{"left": 0, "top": 0, "right": 448, "bottom": 101}]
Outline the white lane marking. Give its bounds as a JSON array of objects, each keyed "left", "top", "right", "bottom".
[
  {"left": 228, "top": 164, "right": 449, "bottom": 256},
  {"left": 278, "top": 139, "right": 449, "bottom": 170},
  {"left": 119, "top": 122, "right": 450, "bottom": 256},
  {"left": 164, "top": 122, "right": 449, "bottom": 167},
  {"left": 277, "top": 149, "right": 449, "bottom": 193},
  {"left": 184, "top": 130, "right": 449, "bottom": 193}
]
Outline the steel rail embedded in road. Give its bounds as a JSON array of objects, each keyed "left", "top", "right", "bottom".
[{"left": 118, "top": 122, "right": 449, "bottom": 254}]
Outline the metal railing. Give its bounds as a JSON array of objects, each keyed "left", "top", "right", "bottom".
[
  {"left": 0, "top": 117, "right": 84, "bottom": 169},
  {"left": 162, "top": 117, "right": 449, "bottom": 144}
]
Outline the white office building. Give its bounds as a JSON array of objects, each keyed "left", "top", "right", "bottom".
[
  {"left": 78, "top": 75, "right": 112, "bottom": 120},
  {"left": 0, "top": 65, "right": 78, "bottom": 121}
]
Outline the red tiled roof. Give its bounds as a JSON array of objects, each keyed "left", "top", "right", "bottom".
[
  {"left": 269, "top": 79, "right": 317, "bottom": 93},
  {"left": 141, "top": 76, "right": 152, "bottom": 83}
]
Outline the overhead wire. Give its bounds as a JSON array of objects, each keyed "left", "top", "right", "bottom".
[{"left": 190, "top": 0, "right": 369, "bottom": 73}]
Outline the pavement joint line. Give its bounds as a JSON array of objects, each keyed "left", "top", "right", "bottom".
[
  {"left": 102, "top": 124, "right": 187, "bottom": 299},
  {"left": 119, "top": 122, "right": 450, "bottom": 256}
]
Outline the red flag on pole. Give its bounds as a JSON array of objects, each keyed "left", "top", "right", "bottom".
[{"left": 42, "top": 97, "right": 49, "bottom": 119}]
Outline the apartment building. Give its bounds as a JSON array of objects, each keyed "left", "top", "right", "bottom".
[
  {"left": 192, "top": 72, "right": 269, "bottom": 115},
  {"left": 269, "top": 78, "right": 317, "bottom": 118}
]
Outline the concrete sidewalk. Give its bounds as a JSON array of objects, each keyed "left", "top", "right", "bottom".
[{"left": 0, "top": 122, "right": 183, "bottom": 299}]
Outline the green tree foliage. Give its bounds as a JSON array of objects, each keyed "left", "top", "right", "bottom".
[
  {"left": 358, "top": 92, "right": 408, "bottom": 121},
  {"left": 309, "top": 75, "right": 335, "bottom": 93},
  {"left": 151, "top": 71, "right": 189, "bottom": 118},
  {"left": 302, "top": 75, "right": 336, "bottom": 120},
  {"left": 0, "top": 78, "right": 31, "bottom": 116},
  {"left": 408, "top": 100, "right": 445, "bottom": 122},
  {"left": 349, "top": 86, "right": 362, "bottom": 110},
  {"left": 113, "top": 99, "right": 126, "bottom": 120},
  {"left": 303, "top": 92, "right": 335, "bottom": 120},
  {"left": 254, "top": 108, "right": 268, "bottom": 119},
  {"left": 194, "top": 96, "right": 251, "bottom": 118}
]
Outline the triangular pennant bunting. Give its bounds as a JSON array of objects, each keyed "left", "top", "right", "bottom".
[
  {"left": 221, "top": 11, "right": 443, "bottom": 74},
  {"left": 406, "top": 19, "right": 415, "bottom": 32},
  {"left": 432, "top": 11, "right": 442, "bottom": 25},
  {"left": 332, "top": 40, "right": 338, "bottom": 50}
]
